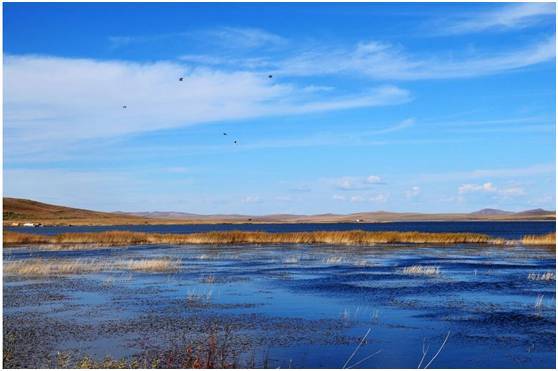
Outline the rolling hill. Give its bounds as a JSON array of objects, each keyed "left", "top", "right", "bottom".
[{"left": 3, "top": 198, "right": 555, "bottom": 226}]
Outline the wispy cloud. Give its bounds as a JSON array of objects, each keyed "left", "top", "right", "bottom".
[
  {"left": 109, "top": 27, "right": 286, "bottom": 51},
  {"left": 458, "top": 182, "right": 526, "bottom": 198},
  {"left": 440, "top": 3, "right": 555, "bottom": 35},
  {"left": 418, "top": 164, "right": 555, "bottom": 183},
  {"left": 327, "top": 175, "right": 385, "bottom": 191},
  {"left": 179, "top": 54, "right": 271, "bottom": 69},
  {"left": 458, "top": 182, "right": 497, "bottom": 194},
  {"left": 202, "top": 26, "right": 287, "bottom": 49},
  {"left": 405, "top": 186, "right": 421, "bottom": 199},
  {"left": 274, "top": 36, "right": 555, "bottom": 80},
  {"left": 4, "top": 55, "right": 409, "bottom": 158},
  {"left": 333, "top": 193, "right": 388, "bottom": 203},
  {"left": 108, "top": 32, "right": 189, "bottom": 48},
  {"left": 241, "top": 195, "right": 262, "bottom": 204}
]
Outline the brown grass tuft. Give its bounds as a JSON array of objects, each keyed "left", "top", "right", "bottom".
[
  {"left": 527, "top": 272, "right": 556, "bottom": 281},
  {"left": 400, "top": 265, "right": 440, "bottom": 276},
  {"left": 3, "top": 258, "right": 180, "bottom": 277},
  {"left": 521, "top": 233, "right": 556, "bottom": 246}
]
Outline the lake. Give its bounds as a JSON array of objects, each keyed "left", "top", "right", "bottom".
[
  {"left": 7, "top": 220, "right": 557, "bottom": 239},
  {"left": 3, "top": 228, "right": 556, "bottom": 368}
]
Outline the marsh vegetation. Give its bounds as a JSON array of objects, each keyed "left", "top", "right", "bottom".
[
  {"left": 3, "top": 240, "right": 555, "bottom": 368},
  {"left": 3, "top": 258, "right": 180, "bottom": 277},
  {"left": 5, "top": 230, "right": 555, "bottom": 247}
]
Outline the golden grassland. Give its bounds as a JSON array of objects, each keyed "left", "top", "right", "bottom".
[
  {"left": 3, "top": 257, "right": 180, "bottom": 276},
  {"left": 4, "top": 230, "right": 555, "bottom": 247},
  {"left": 521, "top": 233, "right": 556, "bottom": 245}
]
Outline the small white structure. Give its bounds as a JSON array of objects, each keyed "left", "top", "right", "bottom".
[{"left": 22, "top": 222, "right": 35, "bottom": 227}]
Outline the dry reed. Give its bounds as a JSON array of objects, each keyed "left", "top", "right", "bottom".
[
  {"left": 3, "top": 257, "right": 180, "bottom": 277},
  {"left": 3, "top": 230, "right": 498, "bottom": 247},
  {"left": 400, "top": 265, "right": 440, "bottom": 276},
  {"left": 521, "top": 233, "right": 556, "bottom": 246},
  {"left": 527, "top": 272, "right": 556, "bottom": 281}
]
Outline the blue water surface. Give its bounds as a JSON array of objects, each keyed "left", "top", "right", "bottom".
[{"left": 8, "top": 221, "right": 556, "bottom": 239}]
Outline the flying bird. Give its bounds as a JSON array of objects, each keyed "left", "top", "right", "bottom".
[
  {"left": 179, "top": 77, "right": 184, "bottom": 81},
  {"left": 234, "top": 140, "right": 238, "bottom": 144},
  {"left": 268, "top": 75, "right": 273, "bottom": 79},
  {"left": 223, "top": 132, "right": 227, "bottom": 136},
  {"left": 122, "top": 105, "right": 127, "bottom": 109}
]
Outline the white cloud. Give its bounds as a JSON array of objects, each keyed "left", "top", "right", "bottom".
[
  {"left": 289, "top": 185, "right": 312, "bottom": 193},
  {"left": 442, "top": 3, "right": 555, "bottom": 35},
  {"left": 458, "top": 182, "right": 497, "bottom": 194},
  {"left": 334, "top": 193, "right": 387, "bottom": 203},
  {"left": 274, "top": 37, "right": 555, "bottom": 80},
  {"left": 350, "top": 195, "right": 365, "bottom": 203},
  {"left": 179, "top": 54, "right": 272, "bottom": 69},
  {"left": 4, "top": 55, "right": 409, "bottom": 158},
  {"left": 331, "top": 175, "right": 385, "bottom": 191},
  {"left": 405, "top": 186, "right": 421, "bottom": 199},
  {"left": 241, "top": 196, "right": 262, "bottom": 204},
  {"left": 458, "top": 182, "right": 526, "bottom": 198},
  {"left": 366, "top": 175, "right": 382, "bottom": 184},
  {"left": 498, "top": 186, "right": 526, "bottom": 197},
  {"left": 109, "top": 27, "right": 286, "bottom": 51},
  {"left": 275, "top": 195, "right": 293, "bottom": 202},
  {"left": 203, "top": 27, "right": 287, "bottom": 49},
  {"left": 418, "top": 164, "right": 555, "bottom": 183},
  {"left": 368, "top": 193, "right": 388, "bottom": 203}
]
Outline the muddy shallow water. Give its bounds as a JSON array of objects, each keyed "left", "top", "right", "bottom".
[{"left": 3, "top": 243, "right": 556, "bottom": 368}]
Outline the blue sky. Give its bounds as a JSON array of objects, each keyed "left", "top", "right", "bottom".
[{"left": 3, "top": 2, "right": 556, "bottom": 214}]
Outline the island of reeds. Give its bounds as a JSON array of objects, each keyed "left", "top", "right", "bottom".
[{"left": 3, "top": 230, "right": 556, "bottom": 247}]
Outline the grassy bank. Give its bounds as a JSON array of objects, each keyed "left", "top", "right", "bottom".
[{"left": 5, "top": 230, "right": 553, "bottom": 247}]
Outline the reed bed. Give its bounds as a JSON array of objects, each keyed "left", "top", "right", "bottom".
[
  {"left": 400, "top": 265, "right": 440, "bottom": 276},
  {"left": 3, "top": 230, "right": 502, "bottom": 247},
  {"left": 527, "top": 272, "right": 556, "bottom": 281},
  {"left": 521, "top": 233, "right": 556, "bottom": 246},
  {"left": 3, "top": 258, "right": 180, "bottom": 277}
]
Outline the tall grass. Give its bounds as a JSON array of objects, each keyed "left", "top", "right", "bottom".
[
  {"left": 3, "top": 258, "right": 180, "bottom": 277},
  {"left": 527, "top": 272, "right": 556, "bottom": 281},
  {"left": 521, "top": 233, "right": 556, "bottom": 246},
  {"left": 3, "top": 230, "right": 501, "bottom": 247},
  {"left": 400, "top": 265, "right": 440, "bottom": 276},
  {"left": 7, "top": 324, "right": 242, "bottom": 369}
]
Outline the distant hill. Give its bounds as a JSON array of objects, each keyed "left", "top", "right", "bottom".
[
  {"left": 3, "top": 198, "right": 150, "bottom": 226},
  {"left": 470, "top": 208, "right": 513, "bottom": 216},
  {"left": 3, "top": 197, "right": 556, "bottom": 226},
  {"left": 515, "top": 208, "right": 555, "bottom": 216}
]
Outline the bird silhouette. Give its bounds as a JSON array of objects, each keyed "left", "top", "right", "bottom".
[
  {"left": 122, "top": 105, "right": 127, "bottom": 109},
  {"left": 268, "top": 75, "right": 273, "bottom": 79},
  {"left": 234, "top": 140, "right": 238, "bottom": 144},
  {"left": 223, "top": 132, "right": 227, "bottom": 136},
  {"left": 179, "top": 77, "right": 184, "bottom": 81}
]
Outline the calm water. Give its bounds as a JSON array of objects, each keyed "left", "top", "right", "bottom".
[
  {"left": 3, "top": 241, "right": 556, "bottom": 368},
  {"left": 8, "top": 221, "right": 556, "bottom": 239}
]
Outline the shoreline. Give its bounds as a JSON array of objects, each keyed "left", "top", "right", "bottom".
[
  {"left": 3, "top": 230, "right": 556, "bottom": 247},
  {"left": 4, "top": 218, "right": 556, "bottom": 227}
]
